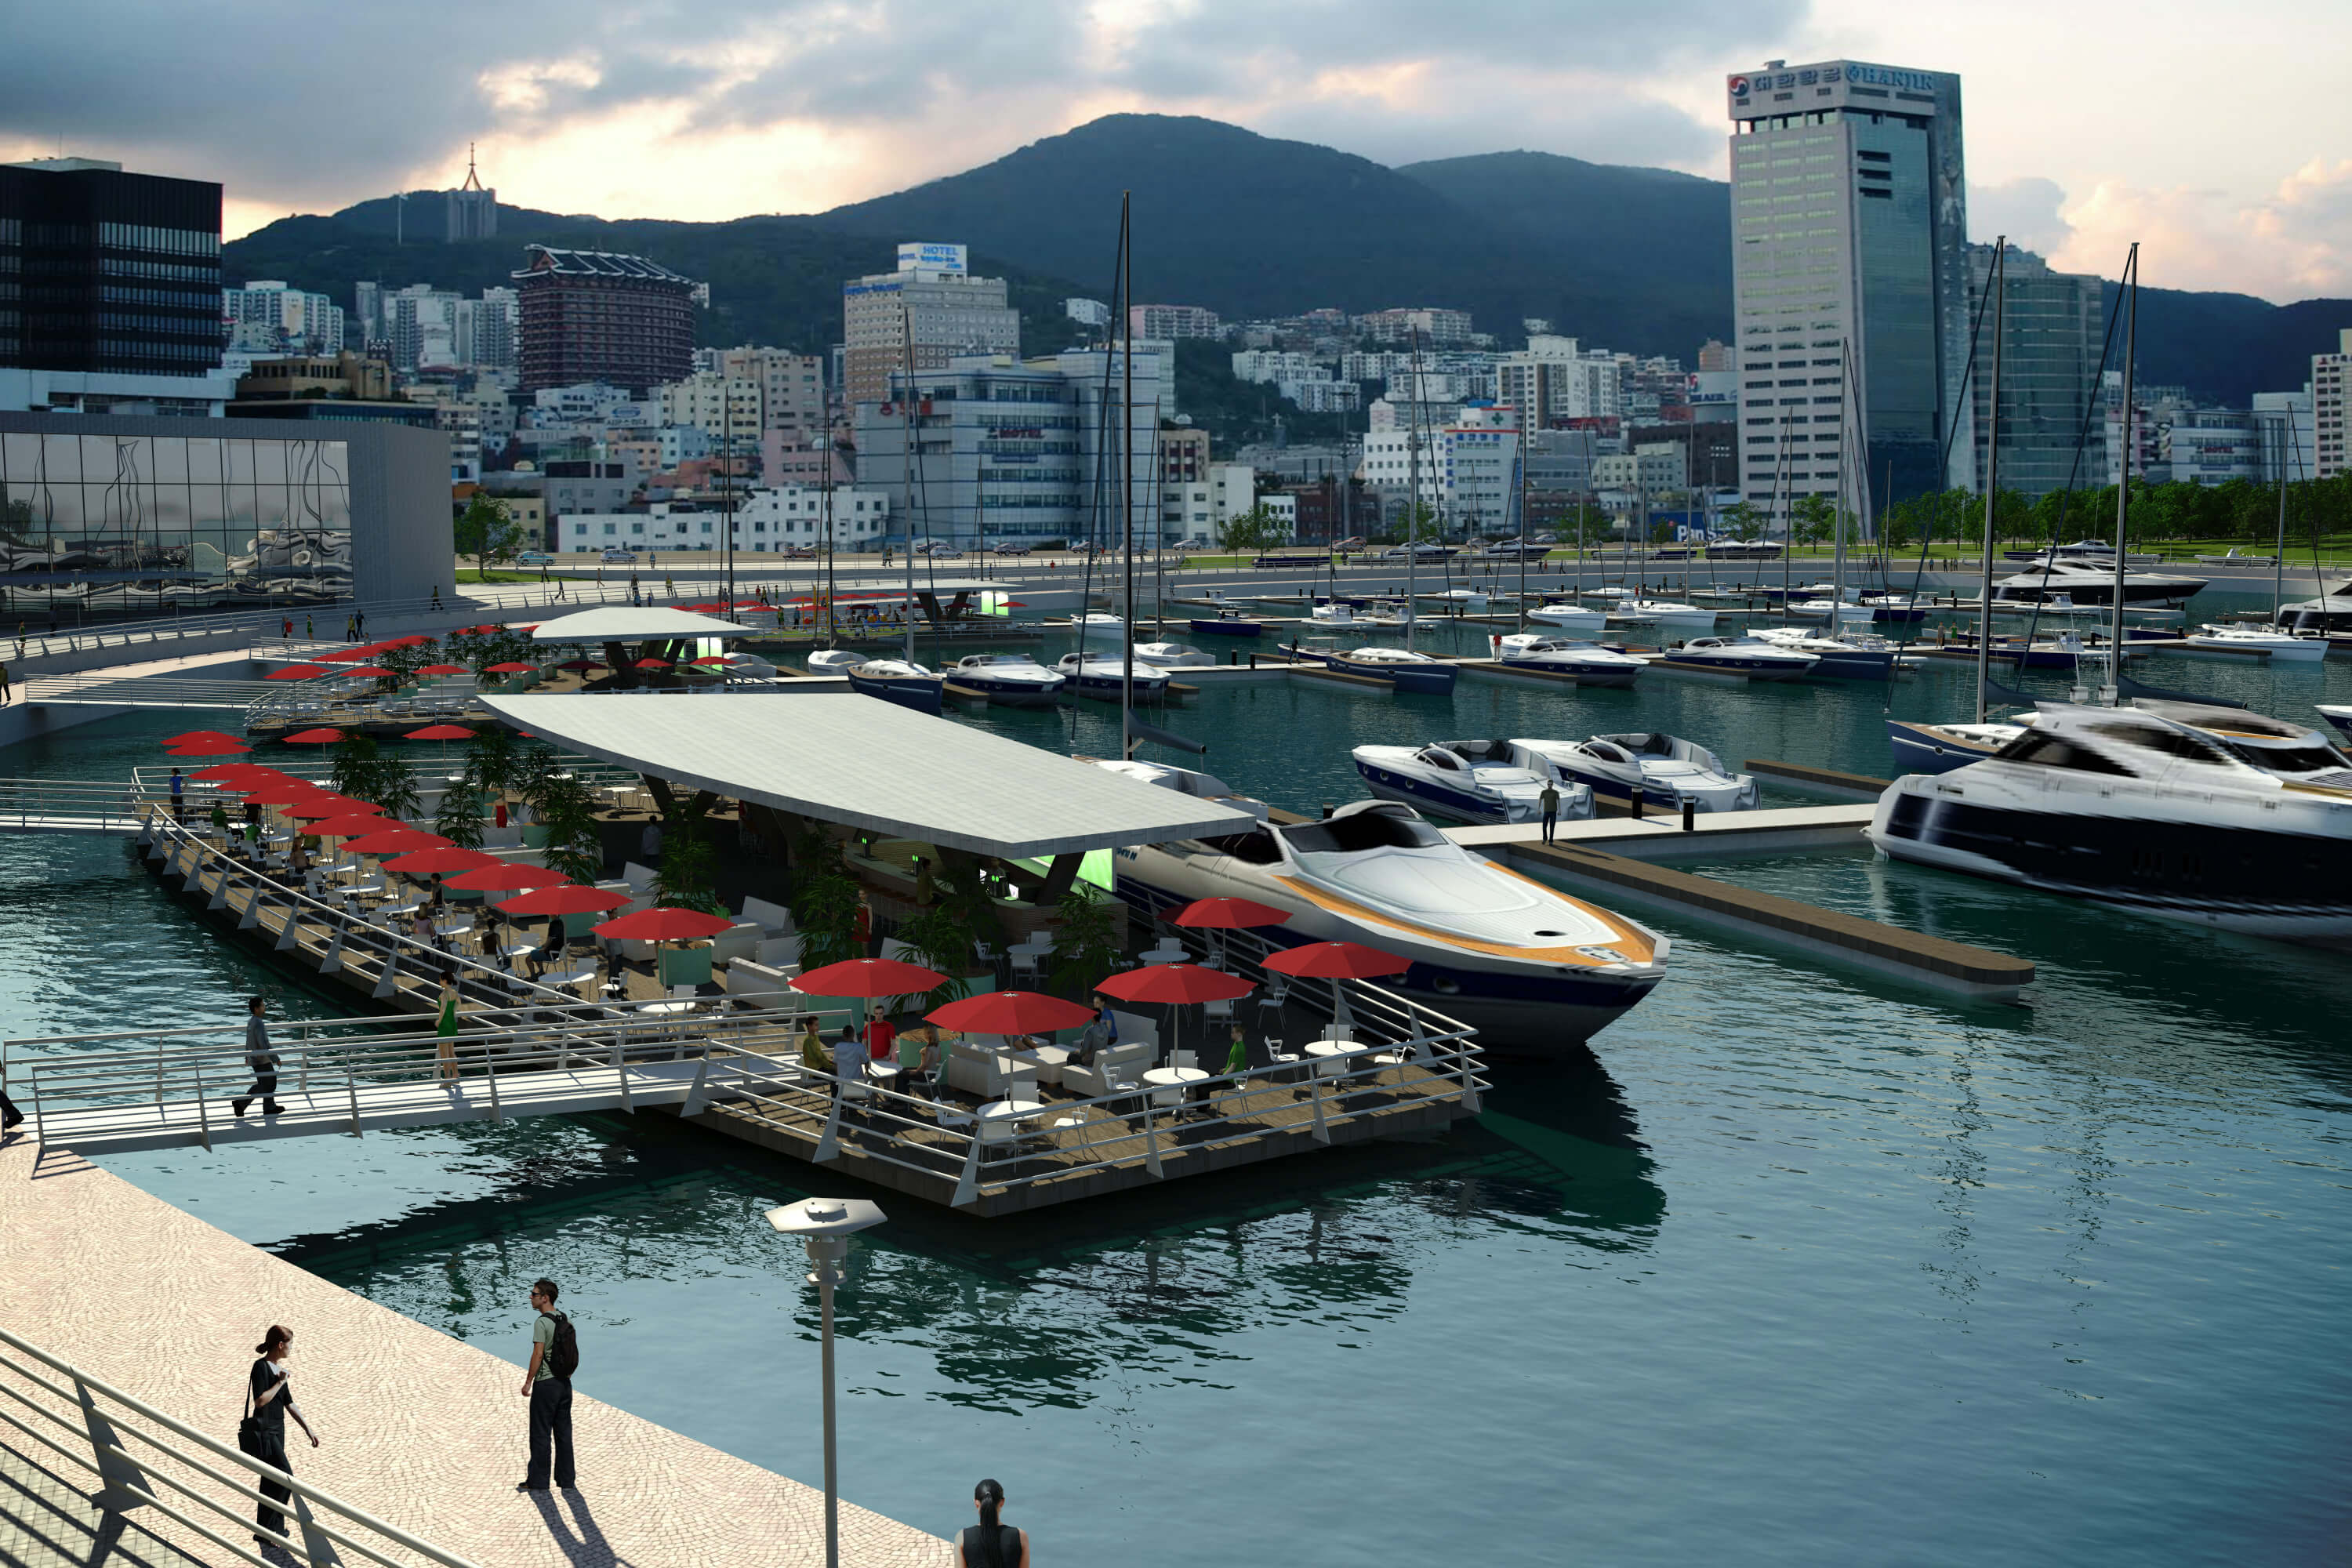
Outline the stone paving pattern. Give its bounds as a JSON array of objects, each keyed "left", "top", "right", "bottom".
[
  {"left": 0, "top": 1137, "right": 951, "bottom": 1566},
  {"left": 0, "top": 1435, "right": 220, "bottom": 1568}
]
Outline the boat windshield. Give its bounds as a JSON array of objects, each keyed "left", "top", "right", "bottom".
[
  {"left": 1282, "top": 808, "right": 1450, "bottom": 855},
  {"left": 2215, "top": 740, "right": 2350, "bottom": 776},
  {"left": 1992, "top": 730, "right": 2136, "bottom": 776}
]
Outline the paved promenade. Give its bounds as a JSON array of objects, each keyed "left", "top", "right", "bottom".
[{"left": 0, "top": 1137, "right": 949, "bottom": 1566}]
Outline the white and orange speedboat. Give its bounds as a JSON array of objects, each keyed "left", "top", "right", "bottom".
[{"left": 1098, "top": 767, "right": 1668, "bottom": 1053}]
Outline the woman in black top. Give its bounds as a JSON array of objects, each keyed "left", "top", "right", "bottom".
[
  {"left": 246, "top": 1325, "right": 320, "bottom": 1548},
  {"left": 959, "top": 1478, "right": 1029, "bottom": 1567}
]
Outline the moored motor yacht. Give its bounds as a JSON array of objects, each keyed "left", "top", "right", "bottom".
[
  {"left": 843, "top": 659, "right": 944, "bottom": 715},
  {"left": 1351, "top": 740, "right": 1593, "bottom": 826},
  {"left": 1657, "top": 635, "right": 1818, "bottom": 681},
  {"left": 1788, "top": 594, "right": 1875, "bottom": 626},
  {"left": 1133, "top": 641, "right": 1218, "bottom": 668},
  {"left": 1490, "top": 633, "right": 1645, "bottom": 687},
  {"left": 1054, "top": 653, "right": 1170, "bottom": 701},
  {"left": 1067, "top": 612, "right": 1128, "bottom": 641},
  {"left": 1867, "top": 702, "right": 2352, "bottom": 943},
  {"left": 2278, "top": 579, "right": 2352, "bottom": 637},
  {"left": 1992, "top": 557, "right": 2208, "bottom": 608},
  {"left": 1610, "top": 598, "right": 1718, "bottom": 633},
  {"left": 2320, "top": 705, "right": 2352, "bottom": 741},
  {"left": 1514, "top": 733, "right": 1759, "bottom": 813},
  {"left": 1187, "top": 610, "right": 1267, "bottom": 637},
  {"left": 1524, "top": 601, "right": 1609, "bottom": 635},
  {"left": 807, "top": 648, "right": 862, "bottom": 673},
  {"left": 1317, "top": 645, "right": 1457, "bottom": 693},
  {"left": 1098, "top": 782, "right": 1670, "bottom": 1051},
  {"left": 947, "top": 653, "right": 1066, "bottom": 706},
  {"left": 1747, "top": 626, "right": 1898, "bottom": 680}
]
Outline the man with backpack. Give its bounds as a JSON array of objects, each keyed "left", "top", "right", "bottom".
[{"left": 518, "top": 1278, "right": 578, "bottom": 1491}]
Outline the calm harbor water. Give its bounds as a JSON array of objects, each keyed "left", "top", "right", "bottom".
[{"left": 5, "top": 597, "right": 2350, "bottom": 1563}]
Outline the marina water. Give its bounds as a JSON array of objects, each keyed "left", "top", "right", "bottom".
[{"left": 5, "top": 599, "right": 2348, "bottom": 1563}]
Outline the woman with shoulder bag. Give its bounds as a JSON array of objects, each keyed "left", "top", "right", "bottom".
[
  {"left": 241, "top": 1325, "right": 320, "bottom": 1549},
  {"left": 959, "top": 1477, "right": 1029, "bottom": 1567}
]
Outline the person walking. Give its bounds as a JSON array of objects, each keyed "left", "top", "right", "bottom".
[
  {"left": 230, "top": 996, "right": 285, "bottom": 1118},
  {"left": 434, "top": 973, "right": 460, "bottom": 1082},
  {"left": 958, "top": 1479, "right": 1028, "bottom": 1567},
  {"left": 241, "top": 1325, "right": 320, "bottom": 1552},
  {"left": 1539, "top": 778, "right": 1561, "bottom": 846},
  {"left": 354, "top": 610, "right": 365, "bottom": 639},
  {"left": 518, "top": 1279, "right": 577, "bottom": 1492}
]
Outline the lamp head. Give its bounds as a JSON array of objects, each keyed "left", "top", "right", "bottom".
[{"left": 765, "top": 1196, "right": 887, "bottom": 1238}]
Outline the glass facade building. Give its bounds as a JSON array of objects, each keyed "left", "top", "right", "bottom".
[
  {"left": 0, "top": 429, "right": 350, "bottom": 615},
  {"left": 0, "top": 159, "right": 223, "bottom": 376},
  {"left": 1968, "top": 245, "right": 2106, "bottom": 501},
  {"left": 1726, "top": 60, "right": 1969, "bottom": 528}
]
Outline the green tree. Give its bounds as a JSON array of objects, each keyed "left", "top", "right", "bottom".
[
  {"left": 528, "top": 771, "right": 604, "bottom": 885},
  {"left": 453, "top": 494, "right": 524, "bottom": 571},
  {"left": 327, "top": 734, "right": 383, "bottom": 803},
  {"left": 1718, "top": 501, "right": 1765, "bottom": 543},
  {"left": 1789, "top": 493, "right": 1838, "bottom": 548},
  {"left": 1215, "top": 502, "right": 1288, "bottom": 554},
  {"left": 434, "top": 782, "right": 485, "bottom": 850},
  {"left": 788, "top": 826, "right": 862, "bottom": 971},
  {"left": 1046, "top": 887, "right": 1123, "bottom": 999},
  {"left": 372, "top": 752, "right": 422, "bottom": 822},
  {"left": 652, "top": 799, "right": 726, "bottom": 914}
]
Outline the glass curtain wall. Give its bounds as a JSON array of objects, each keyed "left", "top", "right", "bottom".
[{"left": 0, "top": 432, "right": 350, "bottom": 619}]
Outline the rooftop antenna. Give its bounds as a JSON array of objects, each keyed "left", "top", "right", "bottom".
[{"left": 461, "top": 143, "right": 485, "bottom": 191}]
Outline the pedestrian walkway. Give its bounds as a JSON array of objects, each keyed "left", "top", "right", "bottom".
[
  {"left": 0, "top": 1138, "right": 949, "bottom": 1566},
  {"left": 0, "top": 1435, "right": 214, "bottom": 1568}
]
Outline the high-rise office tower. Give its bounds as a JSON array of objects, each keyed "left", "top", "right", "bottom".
[
  {"left": 1965, "top": 244, "right": 2104, "bottom": 501},
  {"left": 840, "top": 243, "right": 1021, "bottom": 405},
  {"left": 1726, "top": 60, "right": 1969, "bottom": 527},
  {"left": 0, "top": 157, "right": 223, "bottom": 378}
]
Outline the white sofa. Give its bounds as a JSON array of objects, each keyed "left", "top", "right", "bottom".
[
  {"left": 724, "top": 958, "right": 798, "bottom": 1002},
  {"left": 1060, "top": 1042, "right": 1155, "bottom": 1100}
]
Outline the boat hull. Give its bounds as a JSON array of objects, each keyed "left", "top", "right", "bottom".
[
  {"left": 1657, "top": 652, "right": 1813, "bottom": 681},
  {"left": 1501, "top": 655, "right": 1639, "bottom": 688},
  {"left": 1189, "top": 618, "right": 1265, "bottom": 637},
  {"left": 844, "top": 670, "right": 943, "bottom": 715},
  {"left": 1884, "top": 720, "right": 2001, "bottom": 775},
  {"left": 1323, "top": 655, "right": 1458, "bottom": 694},
  {"left": 1352, "top": 760, "right": 1538, "bottom": 826},
  {"left": 949, "top": 676, "right": 1063, "bottom": 706}
]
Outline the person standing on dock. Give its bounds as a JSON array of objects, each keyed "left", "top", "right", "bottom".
[
  {"left": 1539, "top": 779, "right": 1562, "bottom": 846},
  {"left": 0, "top": 655, "right": 11, "bottom": 706},
  {"left": 230, "top": 996, "right": 285, "bottom": 1118},
  {"left": 169, "top": 766, "right": 186, "bottom": 823},
  {"left": 960, "top": 1479, "right": 1029, "bottom": 1568},
  {"left": 519, "top": 1279, "right": 578, "bottom": 1492},
  {"left": 242, "top": 1325, "right": 319, "bottom": 1552},
  {"left": 435, "top": 972, "right": 461, "bottom": 1081}
]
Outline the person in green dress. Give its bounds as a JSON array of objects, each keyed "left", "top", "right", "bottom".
[{"left": 434, "top": 971, "right": 460, "bottom": 1081}]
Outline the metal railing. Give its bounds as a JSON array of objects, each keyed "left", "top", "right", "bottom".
[
  {"left": 18, "top": 670, "right": 287, "bottom": 710},
  {"left": 0, "top": 776, "right": 151, "bottom": 833},
  {"left": 0, "top": 1323, "right": 481, "bottom": 1568}
]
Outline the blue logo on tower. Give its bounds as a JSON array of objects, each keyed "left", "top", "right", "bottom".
[{"left": 1729, "top": 75, "right": 1751, "bottom": 100}]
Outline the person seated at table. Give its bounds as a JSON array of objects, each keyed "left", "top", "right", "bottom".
[
  {"left": 835, "top": 1028, "right": 867, "bottom": 1083},
  {"left": 797, "top": 1018, "right": 834, "bottom": 1077},
  {"left": 408, "top": 907, "right": 438, "bottom": 952},
  {"left": 285, "top": 837, "right": 312, "bottom": 881},
  {"left": 209, "top": 800, "right": 232, "bottom": 841},
  {"left": 865, "top": 1007, "right": 898, "bottom": 1073},
  {"left": 898, "top": 1029, "right": 930, "bottom": 1098},
  {"left": 1221, "top": 1022, "right": 1249, "bottom": 1079},
  {"left": 1070, "top": 1002, "right": 1116, "bottom": 1069}
]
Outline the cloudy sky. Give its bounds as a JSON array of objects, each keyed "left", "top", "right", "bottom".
[{"left": 4, "top": 1, "right": 2347, "bottom": 302}]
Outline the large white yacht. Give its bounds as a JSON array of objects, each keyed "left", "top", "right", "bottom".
[
  {"left": 1098, "top": 775, "right": 1669, "bottom": 1051},
  {"left": 1524, "top": 601, "right": 1609, "bottom": 635},
  {"left": 1992, "top": 557, "right": 2208, "bottom": 608},
  {"left": 1352, "top": 740, "right": 1594, "bottom": 826},
  {"left": 2277, "top": 579, "right": 2352, "bottom": 637},
  {"left": 1867, "top": 703, "right": 2352, "bottom": 942},
  {"left": 1490, "top": 633, "right": 1646, "bottom": 687},
  {"left": 1515, "top": 733, "right": 1760, "bottom": 813}
]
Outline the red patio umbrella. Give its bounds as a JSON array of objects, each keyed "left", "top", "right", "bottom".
[
  {"left": 495, "top": 884, "right": 629, "bottom": 916},
  {"left": 279, "top": 793, "right": 379, "bottom": 819},
  {"left": 382, "top": 846, "right": 503, "bottom": 875},
  {"left": 332, "top": 666, "right": 396, "bottom": 679},
  {"left": 445, "top": 863, "right": 571, "bottom": 891},
  {"left": 164, "top": 729, "right": 241, "bottom": 748},
  {"left": 302, "top": 813, "right": 394, "bottom": 839},
  {"left": 790, "top": 957, "right": 949, "bottom": 998},
  {"left": 236, "top": 780, "right": 332, "bottom": 805},
  {"left": 485, "top": 662, "right": 537, "bottom": 673},
  {"left": 265, "top": 664, "right": 331, "bottom": 681},
  {"left": 633, "top": 657, "right": 671, "bottom": 670},
  {"left": 555, "top": 659, "right": 602, "bottom": 672},
  {"left": 282, "top": 728, "right": 346, "bottom": 744},
  {"left": 925, "top": 990, "right": 1095, "bottom": 1036},
  {"left": 1094, "top": 964, "right": 1254, "bottom": 1006},
  {"left": 388, "top": 634, "right": 434, "bottom": 648},
  {"left": 685, "top": 654, "right": 735, "bottom": 666},
  {"left": 1171, "top": 897, "right": 1292, "bottom": 929},
  {"left": 1260, "top": 942, "right": 1410, "bottom": 979},
  {"left": 165, "top": 736, "right": 251, "bottom": 757},
  {"left": 191, "top": 763, "right": 287, "bottom": 782},
  {"left": 404, "top": 724, "right": 475, "bottom": 740},
  {"left": 591, "top": 907, "right": 734, "bottom": 942},
  {"left": 416, "top": 663, "right": 470, "bottom": 676},
  {"left": 315, "top": 645, "right": 388, "bottom": 663}
]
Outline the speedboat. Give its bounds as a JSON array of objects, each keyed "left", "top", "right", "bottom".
[
  {"left": 1747, "top": 626, "right": 1898, "bottom": 680},
  {"left": 1352, "top": 740, "right": 1592, "bottom": 826},
  {"left": 1885, "top": 717, "right": 2031, "bottom": 774},
  {"left": 1788, "top": 595, "right": 1875, "bottom": 626},
  {"left": 1514, "top": 733, "right": 1760, "bottom": 813},
  {"left": 807, "top": 648, "right": 863, "bottom": 673},
  {"left": 1308, "top": 601, "right": 1358, "bottom": 623},
  {"left": 1054, "top": 653, "right": 1170, "bottom": 701},
  {"left": 1188, "top": 610, "right": 1266, "bottom": 637},
  {"left": 1091, "top": 757, "right": 1269, "bottom": 820},
  {"left": 2321, "top": 705, "right": 2352, "bottom": 741},
  {"left": 1657, "top": 635, "right": 1818, "bottom": 681},
  {"left": 2195, "top": 548, "right": 2275, "bottom": 566},
  {"left": 947, "top": 653, "right": 1065, "bottom": 706},
  {"left": 1992, "top": 557, "right": 2207, "bottom": 608},
  {"left": 2183, "top": 625, "right": 2330, "bottom": 661},
  {"left": 1318, "top": 645, "right": 1457, "bottom": 693},
  {"left": 1491, "top": 633, "right": 1645, "bottom": 688},
  {"left": 1867, "top": 702, "right": 2352, "bottom": 943},
  {"left": 1099, "top": 782, "right": 1669, "bottom": 1051},
  {"left": 844, "top": 659, "right": 944, "bottom": 715},
  {"left": 1524, "top": 601, "right": 1609, "bottom": 635},
  {"left": 1860, "top": 593, "right": 1931, "bottom": 625},
  {"left": 1610, "top": 598, "right": 1718, "bottom": 633},
  {"left": 1067, "top": 612, "right": 1127, "bottom": 641},
  {"left": 1134, "top": 641, "right": 1218, "bottom": 668}
]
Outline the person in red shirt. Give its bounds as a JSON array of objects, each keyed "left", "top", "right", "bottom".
[{"left": 865, "top": 1007, "right": 898, "bottom": 1076}]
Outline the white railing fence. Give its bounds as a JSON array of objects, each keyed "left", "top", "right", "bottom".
[{"left": 0, "top": 1323, "right": 482, "bottom": 1568}]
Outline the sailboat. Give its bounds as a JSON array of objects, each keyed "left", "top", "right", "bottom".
[{"left": 2184, "top": 419, "right": 2328, "bottom": 659}]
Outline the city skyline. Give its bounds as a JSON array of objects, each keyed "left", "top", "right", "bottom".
[{"left": 0, "top": 2, "right": 2346, "bottom": 305}]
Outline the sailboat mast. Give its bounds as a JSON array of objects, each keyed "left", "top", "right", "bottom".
[
  {"left": 2272, "top": 408, "right": 2289, "bottom": 626},
  {"left": 1119, "top": 192, "right": 1136, "bottom": 757},
  {"left": 898, "top": 296, "right": 919, "bottom": 662},
  {"left": 1405, "top": 328, "right": 1424, "bottom": 652},
  {"left": 1975, "top": 239, "right": 2006, "bottom": 724},
  {"left": 1516, "top": 404, "right": 1530, "bottom": 633},
  {"left": 2109, "top": 243, "right": 2139, "bottom": 700}
]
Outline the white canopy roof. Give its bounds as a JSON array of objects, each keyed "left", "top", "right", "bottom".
[
  {"left": 482, "top": 692, "right": 1254, "bottom": 858},
  {"left": 528, "top": 606, "right": 754, "bottom": 642}
]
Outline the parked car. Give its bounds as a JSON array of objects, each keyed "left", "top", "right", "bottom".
[
  {"left": 1332, "top": 535, "right": 1368, "bottom": 551},
  {"left": 600, "top": 548, "right": 639, "bottom": 564},
  {"left": 514, "top": 551, "right": 555, "bottom": 567},
  {"left": 991, "top": 542, "right": 1033, "bottom": 556}
]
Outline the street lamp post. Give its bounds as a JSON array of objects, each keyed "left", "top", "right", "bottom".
[{"left": 766, "top": 1197, "right": 887, "bottom": 1568}]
